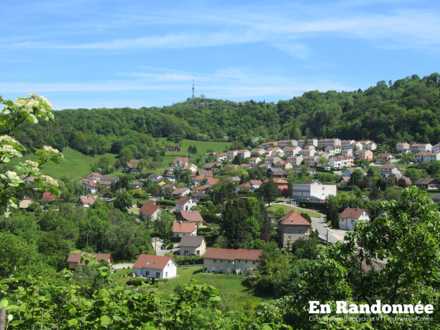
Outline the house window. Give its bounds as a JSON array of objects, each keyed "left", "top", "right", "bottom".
[{"left": 156, "top": 272, "right": 160, "bottom": 278}]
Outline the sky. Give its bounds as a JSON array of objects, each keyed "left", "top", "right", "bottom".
[{"left": 1, "top": 0, "right": 440, "bottom": 109}]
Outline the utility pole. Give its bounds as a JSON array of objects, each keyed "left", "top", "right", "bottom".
[{"left": 192, "top": 80, "right": 195, "bottom": 99}]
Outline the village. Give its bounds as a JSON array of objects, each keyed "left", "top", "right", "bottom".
[{"left": 56, "top": 137, "right": 440, "bottom": 280}]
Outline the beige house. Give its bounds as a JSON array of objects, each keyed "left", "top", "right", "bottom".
[
  {"left": 179, "top": 236, "right": 206, "bottom": 256},
  {"left": 203, "top": 248, "right": 262, "bottom": 274},
  {"left": 279, "top": 211, "right": 311, "bottom": 248}
]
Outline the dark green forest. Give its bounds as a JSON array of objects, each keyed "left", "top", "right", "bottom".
[{"left": 17, "top": 73, "right": 440, "bottom": 155}]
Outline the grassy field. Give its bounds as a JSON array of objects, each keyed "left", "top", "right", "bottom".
[
  {"left": 41, "top": 148, "right": 115, "bottom": 180},
  {"left": 267, "top": 203, "right": 323, "bottom": 218},
  {"left": 155, "top": 139, "right": 231, "bottom": 173},
  {"left": 156, "top": 265, "right": 264, "bottom": 311}
]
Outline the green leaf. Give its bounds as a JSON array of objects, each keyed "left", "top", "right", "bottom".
[{"left": 100, "top": 315, "right": 113, "bottom": 327}]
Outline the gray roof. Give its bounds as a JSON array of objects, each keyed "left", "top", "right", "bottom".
[{"left": 179, "top": 236, "right": 205, "bottom": 248}]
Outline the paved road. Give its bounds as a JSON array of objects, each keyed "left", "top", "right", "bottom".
[{"left": 310, "top": 217, "right": 347, "bottom": 244}]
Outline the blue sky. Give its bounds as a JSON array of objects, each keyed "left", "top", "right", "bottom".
[{"left": 1, "top": 0, "right": 440, "bottom": 109}]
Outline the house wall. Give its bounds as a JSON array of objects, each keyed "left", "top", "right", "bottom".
[
  {"left": 204, "top": 258, "right": 259, "bottom": 273},
  {"left": 180, "top": 240, "right": 206, "bottom": 256},
  {"left": 134, "top": 261, "right": 177, "bottom": 279},
  {"left": 281, "top": 225, "right": 311, "bottom": 248},
  {"left": 339, "top": 213, "right": 370, "bottom": 231}
]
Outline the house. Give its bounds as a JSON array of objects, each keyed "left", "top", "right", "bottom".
[
  {"left": 175, "top": 196, "right": 196, "bottom": 212},
  {"left": 173, "top": 157, "right": 190, "bottom": 169},
  {"left": 126, "top": 159, "right": 141, "bottom": 173},
  {"left": 397, "top": 176, "right": 412, "bottom": 187},
  {"left": 432, "top": 143, "right": 440, "bottom": 154},
  {"left": 172, "top": 221, "right": 197, "bottom": 238},
  {"left": 339, "top": 208, "right": 370, "bottom": 231},
  {"left": 356, "top": 150, "right": 374, "bottom": 162},
  {"left": 380, "top": 164, "right": 402, "bottom": 179},
  {"left": 328, "top": 155, "right": 354, "bottom": 170},
  {"left": 415, "top": 178, "right": 440, "bottom": 190},
  {"left": 19, "top": 198, "right": 33, "bottom": 209},
  {"left": 396, "top": 142, "right": 410, "bottom": 153},
  {"left": 237, "top": 149, "right": 251, "bottom": 159},
  {"left": 140, "top": 201, "right": 161, "bottom": 221},
  {"left": 415, "top": 152, "right": 440, "bottom": 163},
  {"left": 80, "top": 195, "right": 97, "bottom": 208},
  {"left": 42, "top": 191, "right": 56, "bottom": 203},
  {"left": 292, "top": 182, "right": 337, "bottom": 203},
  {"left": 133, "top": 254, "right": 177, "bottom": 279},
  {"left": 410, "top": 143, "right": 432, "bottom": 153},
  {"left": 179, "top": 236, "right": 206, "bottom": 256},
  {"left": 249, "top": 179, "right": 263, "bottom": 191},
  {"left": 268, "top": 167, "right": 287, "bottom": 178},
  {"left": 272, "top": 178, "right": 289, "bottom": 194},
  {"left": 172, "top": 187, "right": 191, "bottom": 198},
  {"left": 318, "top": 138, "right": 342, "bottom": 149},
  {"left": 67, "top": 251, "right": 112, "bottom": 270},
  {"left": 279, "top": 211, "right": 311, "bottom": 248},
  {"left": 180, "top": 210, "right": 204, "bottom": 227},
  {"left": 82, "top": 172, "right": 117, "bottom": 193},
  {"left": 203, "top": 248, "right": 262, "bottom": 274}
]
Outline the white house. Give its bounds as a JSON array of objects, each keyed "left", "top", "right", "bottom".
[
  {"left": 175, "top": 197, "right": 196, "bottom": 212},
  {"left": 203, "top": 248, "right": 262, "bottom": 274},
  {"left": 292, "top": 182, "right": 337, "bottom": 203},
  {"left": 339, "top": 208, "right": 370, "bottom": 231},
  {"left": 133, "top": 255, "right": 177, "bottom": 279},
  {"left": 410, "top": 143, "right": 432, "bottom": 153},
  {"left": 328, "top": 155, "right": 354, "bottom": 170}
]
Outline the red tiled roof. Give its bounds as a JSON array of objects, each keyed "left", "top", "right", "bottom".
[
  {"left": 67, "top": 252, "right": 81, "bottom": 264},
  {"left": 95, "top": 253, "right": 112, "bottom": 263},
  {"left": 140, "top": 201, "right": 159, "bottom": 217},
  {"left": 180, "top": 210, "right": 204, "bottom": 223},
  {"left": 339, "top": 208, "right": 367, "bottom": 220},
  {"left": 206, "top": 177, "right": 219, "bottom": 186},
  {"left": 280, "top": 211, "right": 310, "bottom": 226},
  {"left": 133, "top": 254, "right": 171, "bottom": 270},
  {"left": 172, "top": 221, "right": 197, "bottom": 233},
  {"left": 204, "top": 248, "right": 262, "bottom": 261},
  {"left": 80, "top": 195, "right": 97, "bottom": 206},
  {"left": 42, "top": 191, "right": 56, "bottom": 202}
]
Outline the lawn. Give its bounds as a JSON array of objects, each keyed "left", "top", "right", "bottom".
[
  {"left": 41, "top": 148, "right": 115, "bottom": 180},
  {"left": 267, "top": 203, "right": 323, "bottom": 218},
  {"left": 156, "top": 265, "right": 264, "bottom": 311},
  {"left": 155, "top": 139, "right": 231, "bottom": 173}
]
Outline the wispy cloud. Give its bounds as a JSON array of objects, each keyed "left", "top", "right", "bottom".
[{"left": 0, "top": 67, "right": 352, "bottom": 106}]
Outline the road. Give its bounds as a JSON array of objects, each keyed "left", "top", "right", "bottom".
[{"left": 310, "top": 216, "right": 347, "bottom": 244}]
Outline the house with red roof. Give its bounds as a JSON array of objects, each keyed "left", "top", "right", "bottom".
[
  {"left": 339, "top": 208, "right": 370, "bottom": 231},
  {"left": 42, "top": 191, "right": 56, "bottom": 203},
  {"left": 140, "top": 200, "right": 161, "bottom": 221},
  {"left": 172, "top": 221, "right": 197, "bottom": 238},
  {"left": 179, "top": 210, "right": 204, "bottom": 227},
  {"left": 67, "top": 251, "right": 112, "bottom": 270},
  {"left": 279, "top": 211, "right": 311, "bottom": 248},
  {"left": 133, "top": 254, "right": 177, "bottom": 279},
  {"left": 203, "top": 248, "right": 262, "bottom": 274},
  {"left": 80, "top": 195, "right": 97, "bottom": 208}
]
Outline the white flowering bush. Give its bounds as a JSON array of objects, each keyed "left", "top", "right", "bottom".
[{"left": 0, "top": 94, "right": 62, "bottom": 216}]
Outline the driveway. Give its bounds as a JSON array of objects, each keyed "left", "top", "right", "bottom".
[{"left": 310, "top": 217, "right": 347, "bottom": 244}]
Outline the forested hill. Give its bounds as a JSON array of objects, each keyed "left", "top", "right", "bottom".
[{"left": 16, "top": 73, "right": 440, "bottom": 154}]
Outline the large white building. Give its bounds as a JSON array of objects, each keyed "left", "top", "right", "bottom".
[{"left": 292, "top": 182, "right": 337, "bottom": 203}]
